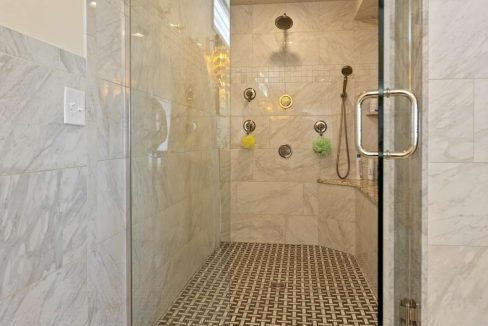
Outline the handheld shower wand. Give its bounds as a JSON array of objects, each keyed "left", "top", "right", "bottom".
[{"left": 336, "top": 66, "right": 353, "bottom": 179}]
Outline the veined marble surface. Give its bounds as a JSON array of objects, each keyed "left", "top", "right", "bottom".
[
  {"left": 229, "top": 0, "right": 379, "bottom": 249},
  {"left": 0, "top": 0, "right": 130, "bottom": 323},
  {"left": 427, "top": 0, "right": 488, "bottom": 324},
  {"left": 317, "top": 178, "right": 378, "bottom": 204}
]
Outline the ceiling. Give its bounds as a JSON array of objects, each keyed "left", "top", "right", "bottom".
[{"left": 231, "top": 0, "right": 353, "bottom": 5}]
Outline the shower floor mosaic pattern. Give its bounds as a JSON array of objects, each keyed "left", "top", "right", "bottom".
[{"left": 157, "top": 242, "right": 377, "bottom": 326}]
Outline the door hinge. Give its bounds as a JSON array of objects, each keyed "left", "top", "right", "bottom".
[{"left": 400, "top": 299, "right": 418, "bottom": 326}]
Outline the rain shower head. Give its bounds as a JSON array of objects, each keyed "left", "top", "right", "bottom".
[
  {"left": 275, "top": 13, "right": 293, "bottom": 30},
  {"left": 341, "top": 65, "right": 353, "bottom": 77}
]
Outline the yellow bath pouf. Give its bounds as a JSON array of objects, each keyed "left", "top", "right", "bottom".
[{"left": 241, "top": 134, "right": 255, "bottom": 149}]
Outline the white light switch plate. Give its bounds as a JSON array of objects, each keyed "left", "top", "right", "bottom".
[{"left": 64, "top": 87, "right": 86, "bottom": 126}]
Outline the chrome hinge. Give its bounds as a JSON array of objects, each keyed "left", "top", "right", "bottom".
[{"left": 400, "top": 299, "right": 418, "bottom": 326}]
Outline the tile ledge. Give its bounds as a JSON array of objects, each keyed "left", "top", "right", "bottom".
[{"left": 317, "top": 178, "right": 378, "bottom": 205}]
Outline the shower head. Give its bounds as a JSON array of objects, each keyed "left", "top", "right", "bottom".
[
  {"left": 275, "top": 13, "right": 293, "bottom": 30},
  {"left": 341, "top": 65, "right": 353, "bottom": 77}
]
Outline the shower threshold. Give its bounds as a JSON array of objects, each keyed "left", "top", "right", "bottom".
[{"left": 157, "top": 242, "right": 377, "bottom": 326}]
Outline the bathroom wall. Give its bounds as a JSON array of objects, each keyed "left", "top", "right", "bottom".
[
  {"left": 0, "top": 0, "right": 86, "bottom": 56},
  {"left": 426, "top": 0, "right": 488, "bottom": 325},
  {"left": 0, "top": 0, "right": 129, "bottom": 324},
  {"left": 130, "top": 0, "right": 226, "bottom": 324},
  {"left": 229, "top": 1, "right": 378, "bottom": 249}
]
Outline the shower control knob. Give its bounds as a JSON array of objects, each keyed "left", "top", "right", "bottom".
[
  {"left": 243, "top": 88, "right": 256, "bottom": 102},
  {"left": 314, "top": 120, "right": 328, "bottom": 136}
]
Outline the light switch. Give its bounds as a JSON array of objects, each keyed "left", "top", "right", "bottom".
[{"left": 64, "top": 87, "right": 86, "bottom": 126}]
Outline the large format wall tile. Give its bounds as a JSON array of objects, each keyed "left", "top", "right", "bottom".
[
  {"left": 428, "top": 79, "right": 474, "bottom": 162},
  {"left": 231, "top": 5, "right": 253, "bottom": 34},
  {"left": 95, "top": 0, "right": 126, "bottom": 84},
  {"left": 253, "top": 149, "right": 320, "bottom": 182},
  {"left": 1, "top": 3, "right": 129, "bottom": 325},
  {"left": 88, "top": 231, "right": 127, "bottom": 326},
  {"left": 231, "top": 214, "right": 286, "bottom": 243},
  {"left": 236, "top": 182, "right": 304, "bottom": 215},
  {"left": 474, "top": 79, "right": 488, "bottom": 162},
  {"left": 429, "top": 0, "right": 488, "bottom": 79},
  {"left": 96, "top": 159, "right": 127, "bottom": 242},
  {"left": 0, "top": 256, "right": 87, "bottom": 326},
  {"left": 285, "top": 215, "right": 318, "bottom": 245},
  {"left": 0, "top": 167, "right": 87, "bottom": 300},
  {"left": 96, "top": 81, "right": 128, "bottom": 160},
  {"left": 428, "top": 245, "right": 488, "bottom": 326},
  {"left": 0, "top": 54, "right": 87, "bottom": 174},
  {"left": 428, "top": 163, "right": 488, "bottom": 246}
]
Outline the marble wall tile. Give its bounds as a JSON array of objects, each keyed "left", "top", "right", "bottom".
[
  {"left": 428, "top": 245, "right": 488, "bottom": 326},
  {"left": 285, "top": 215, "right": 318, "bottom": 245},
  {"left": 0, "top": 167, "right": 87, "bottom": 300},
  {"left": 318, "top": 1, "right": 368, "bottom": 32},
  {"left": 317, "top": 184, "right": 356, "bottom": 254},
  {"left": 88, "top": 231, "right": 127, "bottom": 326},
  {"left": 253, "top": 149, "right": 320, "bottom": 182},
  {"left": 1, "top": 4, "right": 129, "bottom": 326},
  {"left": 318, "top": 184, "right": 356, "bottom": 222},
  {"left": 0, "top": 26, "right": 86, "bottom": 75},
  {"left": 319, "top": 31, "right": 354, "bottom": 65},
  {"left": 474, "top": 79, "right": 488, "bottom": 162},
  {"left": 58, "top": 168, "right": 89, "bottom": 267},
  {"left": 353, "top": 29, "right": 378, "bottom": 64},
  {"left": 231, "top": 149, "right": 254, "bottom": 181},
  {"left": 95, "top": 0, "right": 126, "bottom": 84},
  {"left": 231, "top": 1, "right": 378, "bottom": 249},
  {"left": 318, "top": 218, "right": 355, "bottom": 254},
  {"left": 429, "top": 0, "right": 488, "bottom": 79},
  {"left": 355, "top": 191, "right": 378, "bottom": 294},
  {"left": 285, "top": 3, "right": 321, "bottom": 33},
  {"left": 236, "top": 182, "right": 304, "bottom": 215},
  {"left": 428, "top": 163, "right": 488, "bottom": 246},
  {"left": 0, "top": 54, "right": 87, "bottom": 174},
  {"left": 96, "top": 81, "right": 128, "bottom": 160},
  {"left": 0, "top": 256, "right": 87, "bottom": 326},
  {"left": 96, "top": 159, "right": 127, "bottom": 242},
  {"left": 231, "top": 34, "right": 253, "bottom": 67},
  {"left": 428, "top": 79, "right": 474, "bottom": 162},
  {"left": 231, "top": 5, "right": 253, "bottom": 34},
  {"left": 231, "top": 214, "right": 286, "bottom": 243},
  {"left": 252, "top": 33, "right": 287, "bottom": 67},
  {"left": 285, "top": 32, "right": 320, "bottom": 66},
  {"left": 303, "top": 183, "right": 318, "bottom": 216}
]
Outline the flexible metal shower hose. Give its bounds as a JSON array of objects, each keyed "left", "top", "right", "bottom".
[{"left": 336, "top": 93, "right": 351, "bottom": 179}]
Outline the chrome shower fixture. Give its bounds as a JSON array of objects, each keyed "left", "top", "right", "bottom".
[
  {"left": 275, "top": 13, "right": 293, "bottom": 30},
  {"left": 243, "top": 87, "right": 256, "bottom": 102}
]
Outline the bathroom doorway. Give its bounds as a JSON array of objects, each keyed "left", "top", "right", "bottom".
[{"left": 128, "top": 0, "right": 422, "bottom": 325}]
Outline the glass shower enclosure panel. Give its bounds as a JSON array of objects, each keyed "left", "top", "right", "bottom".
[
  {"left": 129, "top": 1, "right": 231, "bottom": 325},
  {"left": 379, "top": 0, "right": 423, "bottom": 325}
]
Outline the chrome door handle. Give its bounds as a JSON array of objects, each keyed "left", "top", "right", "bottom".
[{"left": 355, "top": 89, "right": 419, "bottom": 159}]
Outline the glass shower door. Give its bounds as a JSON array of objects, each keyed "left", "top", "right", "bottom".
[
  {"left": 380, "top": 0, "right": 423, "bottom": 325},
  {"left": 357, "top": 1, "right": 422, "bottom": 325}
]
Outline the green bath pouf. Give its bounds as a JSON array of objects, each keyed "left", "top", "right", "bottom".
[{"left": 313, "top": 137, "right": 331, "bottom": 157}]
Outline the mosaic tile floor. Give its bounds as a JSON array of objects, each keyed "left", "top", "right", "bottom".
[{"left": 157, "top": 242, "right": 378, "bottom": 326}]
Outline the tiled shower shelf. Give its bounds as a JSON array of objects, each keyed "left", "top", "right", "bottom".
[{"left": 317, "top": 178, "right": 378, "bottom": 204}]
